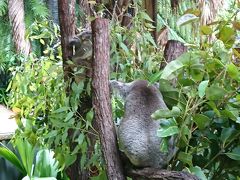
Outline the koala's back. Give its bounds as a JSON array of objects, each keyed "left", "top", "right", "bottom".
[{"left": 117, "top": 80, "right": 175, "bottom": 168}]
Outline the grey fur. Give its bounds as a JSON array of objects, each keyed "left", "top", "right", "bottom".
[{"left": 110, "top": 80, "right": 176, "bottom": 168}]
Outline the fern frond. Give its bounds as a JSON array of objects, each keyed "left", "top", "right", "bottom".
[
  {"left": 29, "top": 0, "right": 49, "bottom": 18},
  {"left": 0, "top": 0, "right": 7, "bottom": 17}
]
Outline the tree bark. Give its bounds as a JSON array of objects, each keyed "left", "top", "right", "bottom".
[
  {"left": 58, "top": 1, "right": 90, "bottom": 179},
  {"left": 162, "top": 40, "right": 188, "bottom": 69},
  {"left": 127, "top": 168, "right": 199, "bottom": 180},
  {"left": 91, "top": 18, "right": 125, "bottom": 180},
  {"left": 47, "top": 0, "right": 59, "bottom": 24},
  {"left": 58, "top": 0, "right": 75, "bottom": 82},
  {"left": 8, "top": 0, "right": 31, "bottom": 56}
]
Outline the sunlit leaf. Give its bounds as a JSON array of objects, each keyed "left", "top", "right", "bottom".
[
  {"left": 189, "top": 166, "right": 207, "bottom": 180},
  {"left": 157, "top": 126, "right": 179, "bottom": 137},
  {"left": 152, "top": 106, "right": 181, "bottom": 119},
  {"left": 198, "top": 80, "right": 209, "bottom": 98},
  {"left": 177, "top": 14, "right": 199, "bottom": 26}
]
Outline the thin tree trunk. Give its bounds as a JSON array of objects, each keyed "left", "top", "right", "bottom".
[
  {"left": 58, "top": 1, "right": 89, "bottom": 179},
  {"left": 47, "top": 0, "right": 59, "bottom": 24},
  {"left": 58, "top": 0, "right": 75, "bottom": 82},
  {"left": 91, "top": 18, "right": 125, "bottom": 180},
  {"left": 8, "top": 0, "right": 30, "bottom": 56},
  {"left": 162, "top": 40, "right": 187, "bottom": 69}
]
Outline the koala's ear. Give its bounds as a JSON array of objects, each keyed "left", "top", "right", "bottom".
[{"left": 110, "top": 80, "right": 131, "bottom": 98}]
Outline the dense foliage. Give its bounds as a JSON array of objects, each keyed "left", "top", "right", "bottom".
[{"left": 0, "top": 0, "right": 240, "bottom": 180}]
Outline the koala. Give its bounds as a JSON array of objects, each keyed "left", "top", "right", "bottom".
[
  {"left": 69, "top": 30, "right": 92, "bottom": 82},
  {"left": 110, "top": 80, "right": 176, "bottom": 168}
]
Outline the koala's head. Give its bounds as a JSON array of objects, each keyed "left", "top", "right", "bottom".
[
  {"left": 110, "top": 80, "right": 160, "bottom": 100},
  {"left": 110, "top": 79, "right": 167, "bottom": 115}
]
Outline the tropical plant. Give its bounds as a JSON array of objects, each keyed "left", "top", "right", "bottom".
[{"left": 0, "top": 138, "right": 59, "bottom": 180}]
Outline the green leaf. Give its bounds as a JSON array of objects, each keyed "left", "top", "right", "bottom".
[
  {"left": 119, "top": 42, "right": 129, "bottom": 53},
  {"left": 177, "top": 14, "right": 199, "bottom": 26},
  {"left": 198, "top": 80, "right": 209, "bottom": 98},
  {"left": 177, "top": 151, "right": 192, "bottom": 166},
  {"left": 206, "top": 85, "right": 227, "bottom": 101},
  {"left": 225, "top": 146, "right": 240, "bottom": 160},
  {"left": 220, "top": 127, "right": 237, "bottom": 147},
  {"left": 64, "top": 111, "right": 74, "bottom": 122},
  {"left": 193, "top": 114, "right": 211, "bottom": 130},
  {"left": 221, "top": 110, "right": 237, "bottom": 121},
  {"left": 200, "top": 25, "right": 213, "bottom": 35},
  {"left": 34, "top": 149, "right": 59, "bottom": 178},
  {"left": 160, "top": 60, "right": 184, "bottom": 80},
  {"left": 157, "top": 126, "right": 179, "bottom": 137},
  {"left": 149, "top": 71, "right": 162, "bottom": 84},
  {"left": 140, "top": 11, "right": 153, "bottom": 22},
  {"left": 22, "top": 177, "right": 57, "bottom": 180},
  {"left": 15, "top": 138, "right": 35, "bottom": 177},
  {"left": 0, "top": 145, "right": 26, "bottom": 174},
  {"left": 189, "top": 166, "right": 207, "bottom": 180},
  {"left": 216, "top": 26, "right": 235, "bottom": 48},
  {"left": 52, "top": 107, "right": 69, "bottom": 113},
  {"left": 227, "top": 63, "right": 239, "bottom": 80},
  {"left": 152, "top": 106, "right": 181, "bottom": 119}
]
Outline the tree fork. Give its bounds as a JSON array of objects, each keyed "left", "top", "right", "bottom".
[{"left": 91, "top": 18, "right": 125, "bottom": 180}]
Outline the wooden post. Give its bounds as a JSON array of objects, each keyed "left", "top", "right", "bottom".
[{"left": 91, "top": 18, "right": 125, "bottom": 180}]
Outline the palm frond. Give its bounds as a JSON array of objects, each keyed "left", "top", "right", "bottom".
[
  {"left": 29, "top": 0, "right": 49, "bottom": 19},
  {"left": 0, "top": 0, "right": 7, "bottom": 16}
]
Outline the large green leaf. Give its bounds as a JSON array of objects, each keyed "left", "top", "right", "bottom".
[
  {"left": 22, "top": 177, "right": 57, "bottom": 180},
  {"left": 206, "top": 85, "right": 227, "bottom": 101},
  {"left": 189, "top": 166, "right": 207, "bottom": 180},
  {"left": 0, "top": 144, "right": 26, "bottom": 174},
  {"left": 216, "top": 26, "right": 235, "bottom": 48},
  {"left": 157, "top": 126, "right": 179, "bottom": 137},
  {"left": 225, "top": 146, "right": 240, "bottom": 160},
  {"left": 34, "top": 149, "right": 59, "bottom": 178},
  {"left": 198, "top": 80, "right": 209, "bottom": 98},
  {"left": 227, "top": 63, "right": 239, "bottom": 81},
  {"left": 177, "top": 14, "right": 199, "bottom": 26},
  {"left": 160, "top": 60, "right": 184, "bottom": 80},
  {"left": 220, "top": 127, "right": 237, "bottom": 147},
  {"left": 152, "top": 106, "right": 181, "bottom": 119},
  {"left": 193, "top": 114, "right": 211, "bottom": 130},
  {"left": 15, "top": 138, "right": 35, "bottom": 177}
]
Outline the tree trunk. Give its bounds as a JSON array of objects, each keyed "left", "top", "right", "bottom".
[
  {"left": 162, "top": 40, "right": 188, "bottom": 69},
  {"left": 91, "top": 18, "right": 125, "bottom": 180},
  {"left": 47, "top": 0, "right": 59, "bottom": 24},
  {"left": 58, "top": 1, "right": 89, "bottom": 179},
  {"left": 127, "top": 168, "right": 199, "bottom": 180},
  {"left": 58, "top": 0, "right": 75, "bottom": 82},
  {"left": 8, "top": 0, "right": 31, "bottom": 56}
]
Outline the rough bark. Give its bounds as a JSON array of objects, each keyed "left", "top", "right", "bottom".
[
  {"left": 8, "top": 0, "right": 31, "bottom": 56},
  {"left": 79, "top": 0, "right": 92, "bottom": 29},
  {"left": 91, "top": 18, "right": 125, "bottom": 180},
  {"left": 127, "top": 168, "right": 199, "bottom": 180},
  {"left": 162, "top": 40, "right": 187, "bottom": 69},
  {"left": 58, "top": 1, "right": 90, "bottom": 179},
  {"left": 58, "top": 0, "right": 75, "bottom": 82},
  {"left": 47, "top": 0, "right": 59, "bottom": 24}
]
